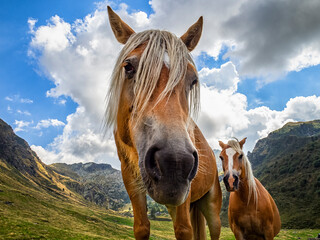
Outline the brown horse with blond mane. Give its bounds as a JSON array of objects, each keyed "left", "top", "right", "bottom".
[
  {"left": 105, "top": 6, "right": 222, "bottom": 240},
  {"left": 219, "top": 138, "right": 281, "bottom": 240}
]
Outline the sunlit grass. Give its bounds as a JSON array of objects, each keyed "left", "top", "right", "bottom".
[{"left": 0, "top": 178, "right": 319, "bottom": 240}]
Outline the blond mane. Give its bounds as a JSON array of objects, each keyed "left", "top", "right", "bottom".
[
  {"left": 105, "top": 30, "right": 200, "bottom": 130},
  {"left": 227, "top": 139, "right": 258, "bottom": 205}
]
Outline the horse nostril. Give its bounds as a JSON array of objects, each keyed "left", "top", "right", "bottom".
[
  {"left": 188, "top": 150, "right": 198, "bottom": 181},
  {"left": 223, "top": 174, "right": 229, "bottom": 189},
  {"left": 233, "top": 174, "right": 239, "bottom": 189},
  {"left": 145, "top": 146, "right": 161, "bottom": 181}
]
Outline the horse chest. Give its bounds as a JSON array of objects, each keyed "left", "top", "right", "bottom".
[
  {"left": 229, "top": 202, "right": 265, "bottom": 236},
  {"left": 236, "top": 213, "right": 263, "bottom": 234}
]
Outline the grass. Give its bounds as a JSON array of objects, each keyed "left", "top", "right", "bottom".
[
  {"left": 1, "top": 165, "right": 319, "bottom": 240},
  {"left": 1, "top": 183, "right": 319, "bottom": 240}
]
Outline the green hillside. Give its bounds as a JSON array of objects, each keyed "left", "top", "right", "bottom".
[
  {"left": 248, "top": 120, "right": 320, "bottom": 228},
  {"left": 1, "top": 117, "right": 320, "bottom": 239},
  {"left": 0, "top": 118, "right": 171, "bottom": 239}
]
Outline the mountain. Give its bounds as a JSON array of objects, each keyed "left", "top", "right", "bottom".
[
  {"left": 0, "top": 118, "right": 175, "bottom": 239},
  {"left": 0, "top": 118, "right": 75, "bottom": 199},
  {"left": 248, "top": 120, "right": 320, "bottom": 228},
  {"left": 0, "top": 117, "right": 129, "bottom": 211},
  {"left": 248, "top": 120, "right": 320, "bottom": 167},
  {"left": 49, "top": 162, "right": 130, "bottom": 210}
]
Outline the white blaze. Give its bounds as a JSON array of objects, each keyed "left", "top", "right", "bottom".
[{"left": 226, "top": 147, "right": 236, "bottom": 172}]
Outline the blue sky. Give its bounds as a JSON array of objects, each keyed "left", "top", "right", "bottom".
[{"left": 1, "top": 0, "right": 320, "bottom": 169}]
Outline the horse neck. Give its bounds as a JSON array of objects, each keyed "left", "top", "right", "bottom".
[{"left": 235, "top": 170, "right": 251, "bottom": 203}]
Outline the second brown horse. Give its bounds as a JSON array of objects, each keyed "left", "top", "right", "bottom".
[{"left": 219, "top": 138, "right": 281, "bottom": 240}]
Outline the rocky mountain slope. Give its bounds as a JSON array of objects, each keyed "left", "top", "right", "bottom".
[
  {"left": 0, "top": 118, "right": 75, "bottom": 200},
  {"left": 248, "top": 120, "right": 320, "bottom": 228},
  {"left": 0, "top": 118, "right": 129, "bottom": 211},
  {"left": 248, "top": 120, "right": 320, "bottom": 167},
  {"left": 49, "top": 162, "right": 130, "bottom": 210}
]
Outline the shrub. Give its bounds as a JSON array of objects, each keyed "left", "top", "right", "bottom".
[{"left": 313, "top": 160, "right": 320, "bottom": 168}]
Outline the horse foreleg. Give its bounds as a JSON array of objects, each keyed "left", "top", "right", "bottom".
[
  {"left": 167, "top": 193, "right": 193, "bottom": 240},
  {"left": 121, "top": 166, "right": 150, "bottom": 240},
  {"left": 198, "top": 184, "right": 222, "bottom": 240},
  {"left": 231, "top": 224, "right": 245, "bottom": 240},
  {"left": 264, "top": 224, "right": 275, "bottom": 240}
]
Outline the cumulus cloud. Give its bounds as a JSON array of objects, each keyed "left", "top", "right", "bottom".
[
  {"left": 31, "top": 107, "right": 119, "bottom": 167},
  {"left": 196, "top": 64, "right": 320, "bottom": 153},
  {"left": 35, "top": 119, "right": 65, "bottom": 129},
  {"left": 29, "top": 16, "right": 75, "bottom": 52},
  {"left": 5, "top": 95, "right": 33, "bottom": 104},
  {"left": 148, "top": 0, "right": 320, "bottom": 81},
  {"left": 14, "top": 120, "right": 33, "bottom": 132},
  {"left": 28, "top": 6, "right": 129, "bottom": 168},
  {"left": 17, "top": 110, "right": 31, "bottom": 116},
  {"left": 221, "top": 0, "right": 320, "bottom": 81},
  {"left": 199, "top": 61, "right": 239, "bottom": 93},
  {"left": 28, "top": 1, "right": 320, "bottom": 169}
]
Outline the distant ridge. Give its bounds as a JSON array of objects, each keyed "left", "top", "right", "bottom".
[
  {"left": 248, "top": 120, "right": 320, "bottom": 167},
  {"left": 49, "top": 162, "right": 130, "bottom": 210},
  {"left": 0, "top": 118, "right": 73, "bottom": 199},
  {"left": 0, "top": 118, "right": 129, "bottom": 210}
]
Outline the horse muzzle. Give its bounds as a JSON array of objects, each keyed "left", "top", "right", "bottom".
[
  {"left": 141, "top": 141, "right": 198, "bottom": 206},
  {"left": 223, "top": 173, "right": 239, "bottom": 192}
]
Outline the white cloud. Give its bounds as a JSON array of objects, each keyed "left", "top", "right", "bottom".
[
  {"left": 20, "top": 98, "right": 33, "bottom": 104},
  {"left": 199, "top": 61, "right": 239, "bottom": 93},
  {"left": 196, "top": 64, "right": 320, "bottom": 153},
  {"left": 14, "top": 120, "right": 33, "bottom": 132},
  {"left": 221, "top": 0, "right": 320, "bottom": 80},
  {"left": 59, "top": 99, "right": 67, "bottom": 105},
  {"left": 31, "top": 145, "right": 59, "bottom": 164},
  {"left": 35, "top": 119, "right": 65, "bottom": 129},
  {"left": 17, "top": 110, "right": 31, "bottom": 116},
  {"left": 147, "top": 0, "right": 320, "bottom": 81},
  {"left": 28, "top": 1, "right": 320, "bottom": 169},
  {"left": 29, "top": 15, "right": 75, "bottom": 52},
  {"left": 28, "top": 5, "right": 148, "bottom": 169},
  {"left": 5, "top": 95, "right": 33, "bottom": 104},
  {"left": 31, "top": 107, "right": 119, "bottom": 168}
]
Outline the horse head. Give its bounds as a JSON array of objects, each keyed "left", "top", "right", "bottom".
[
  {"left": 106, "top": 7, "right": 203, "bottom": 206},
  {"left": 218, "top": 138, "right": 247, "bottom": 192}
]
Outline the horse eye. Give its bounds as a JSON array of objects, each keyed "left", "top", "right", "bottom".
[
  {"left": 190, "top": 79, "right": 198, "bottom": 89},
  {"left": 124, "top": 62, "right": 134, "bottom": 72},
  {"left": 239, "top": 154, "right": 243, "bottom": 160},
  {"left": 124, "top": 62, "right": 135, "bottom": 79},
  {"left": 219, "top": 156, "right": 224, "bottom": 161}
]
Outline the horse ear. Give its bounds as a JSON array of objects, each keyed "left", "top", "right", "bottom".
[
  {"left": 180, "top": 16, "right": 203, "bottom": 52},
  {"left": 239, "top": 137, "right": 247, "bottom": 149},
  {"left": 219, "top": 141, "right": 227, "bottom": 149},
  {"left": 107, "top": 6, "right": 135, "bottom": 44}
]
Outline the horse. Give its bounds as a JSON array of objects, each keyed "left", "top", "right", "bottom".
[
  {"left": 105, "top": 6, "right": 222, "bottom": 240},
  {"left": 218, "top": 138, "right": 281, "bottom": 240}
]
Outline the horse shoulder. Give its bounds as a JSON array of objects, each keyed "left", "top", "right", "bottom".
[
  {"left": 114, "top": 130, "right": 139, "bottom": 167},
  {"left": 254, "top": 178, "right": 281, "bottom": 233},
  {"left": 190, "top": 123, "right": 219, "bottom": 202}
]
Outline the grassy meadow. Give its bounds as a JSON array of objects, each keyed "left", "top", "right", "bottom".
[
  {"left": 1, "top": 180, "right": 319, "bottom": 240},
  {"left": 0, "top": 162, "right": 319, "bottom": 240}
]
